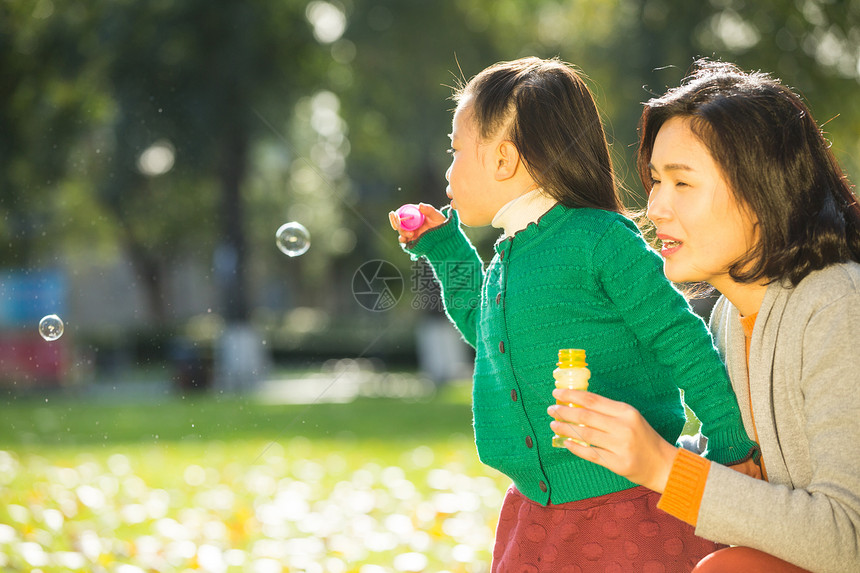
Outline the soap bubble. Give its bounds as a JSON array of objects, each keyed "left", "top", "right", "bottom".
[
  {"left": 275, "top": 222, "right": 311, "bottom": 257},
  {"left": 39, "top": 314, "right": 64, "bottom": 341}
]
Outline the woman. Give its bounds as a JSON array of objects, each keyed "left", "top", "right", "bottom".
[{"left": 548, "top": 59, "right": 860, "bottom": 572}]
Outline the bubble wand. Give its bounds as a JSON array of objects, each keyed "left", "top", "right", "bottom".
[{"left": 389, "top": 204, "right": 425, "bottom": 231}]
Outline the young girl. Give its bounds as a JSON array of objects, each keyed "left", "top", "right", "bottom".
[
  {"left": 549, "top": 60, "right": 860, "bottom": 573},
  {"left": 390, "top": 57, "right": 758, "bottom": 571}
]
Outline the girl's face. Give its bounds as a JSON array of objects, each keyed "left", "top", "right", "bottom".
[
  {"left": 445, "top": 101, "right": 507, "bottom": 226},
  {"left": 646, "top": 116, "right": 759, "bottom": 294}
]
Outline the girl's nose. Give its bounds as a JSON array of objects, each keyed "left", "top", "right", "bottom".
[{"left": 445, "top": 164, "right": 452, "bottom": 182}]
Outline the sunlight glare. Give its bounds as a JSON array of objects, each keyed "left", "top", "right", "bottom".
[{"left": 306, "top": 1, "right": 347, "bottom": 44}]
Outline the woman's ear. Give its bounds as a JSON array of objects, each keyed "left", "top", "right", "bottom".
[{"left": 494, "top": 140, "right": 521, "bottom": 181}]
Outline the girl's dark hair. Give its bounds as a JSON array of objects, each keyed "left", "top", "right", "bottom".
[
  {"left": 454, "top": 57, "right": 622, "bottom": 213},
  {"left": 638, "top": 58, "right": 860, "bottom": 286}
]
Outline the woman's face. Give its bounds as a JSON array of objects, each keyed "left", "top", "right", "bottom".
[{"left": 646, "top": 116, "right": 759, "bottom": 293}]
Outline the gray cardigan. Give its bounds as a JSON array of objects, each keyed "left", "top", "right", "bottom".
[{"left": 700, "top": 263, "right": 860, "bottom": 573}]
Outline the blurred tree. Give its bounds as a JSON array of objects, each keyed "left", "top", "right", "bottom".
[
  {"left": 95, "top": 0, "right": 322, "bottom": 324},
  {"left": 336, "top": 1, "right": 500, "bottom": 256},
  {"left": 690, "top": 0, "right": 860, "bottom": 178},
  {"left": 0, "top": 2, "right": 111, "bottom": 267},
  {"left": 540, "top": 0, "right": 860, "bottom": 202},
  {"left": 1, "top": 0, "right": 330, "bottom": 325},
  {"left": 2, "top": 0, "right": 858, "bottom": 352}
]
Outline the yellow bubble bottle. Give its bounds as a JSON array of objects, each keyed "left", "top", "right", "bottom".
[{"left": 551, "top": 348, "right": 590, "bottom": 448}]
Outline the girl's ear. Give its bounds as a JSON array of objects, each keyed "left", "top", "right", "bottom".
[{"left": 494, "top": 140, "right": 521, "bottom": 181}]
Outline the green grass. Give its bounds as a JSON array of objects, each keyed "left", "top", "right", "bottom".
[
  {"left": 0, "top": 383, "right": 507, "bottom": 572},
  {"left": 0, "top": 382, "right": 702, "bottom": 572},
  {"left": 0, "top": 390, "right": 476, "bottom": 448}
]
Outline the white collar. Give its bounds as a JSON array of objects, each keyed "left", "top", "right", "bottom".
[{"left": 491, "top": 189, "right": 558, "bottom": 237}]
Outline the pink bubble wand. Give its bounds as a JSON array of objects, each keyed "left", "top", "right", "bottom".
[{"left": 390, "top": 204, "right": 425, "bottom": 231}]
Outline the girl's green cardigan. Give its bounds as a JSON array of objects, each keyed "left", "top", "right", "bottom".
[{"left": 405, "top": 205, "right": 757, "bottom": 505}]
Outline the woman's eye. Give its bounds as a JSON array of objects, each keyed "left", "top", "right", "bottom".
[{"left": 446, "top": 148, "right": 455, "bottom": 156}]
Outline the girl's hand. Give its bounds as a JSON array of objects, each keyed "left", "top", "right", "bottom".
[
  {"left": 728, "top": 457, "right": 763, "bottom": 480},
  {"left": 548, "top": 389, "right": 678, "bottom": 493},
  {"left": 389, "top": 203, "right": 447, "bottom": 244}
]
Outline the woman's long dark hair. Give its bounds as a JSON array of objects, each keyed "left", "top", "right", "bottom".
[
  {"left": 454, "top": 57, "right": 622, "bottom": 213},
  {"left": 638, "top": 59, "right": 860, "bottom": 286}
]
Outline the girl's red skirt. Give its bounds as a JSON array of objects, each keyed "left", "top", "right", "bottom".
[{"left": 492, "top": 485, "right": 725, "bottom": 573}]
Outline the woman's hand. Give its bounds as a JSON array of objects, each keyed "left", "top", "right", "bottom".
[
  {"left": 389, "top": 203, "right": 447, "bottom": 244},
  {"left": 548, "top": 389, "right": 679, "bottom": 493}
]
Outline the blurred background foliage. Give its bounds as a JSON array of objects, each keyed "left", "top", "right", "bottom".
[{"left": 1, "top": 0, "right": 859, "bottom": 385}]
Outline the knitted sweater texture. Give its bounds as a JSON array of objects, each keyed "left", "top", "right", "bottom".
[
  {"left": 406, "top": 205, "right": 756, "bottom": 505},
  {"left": 699, "top": 263, "right": 860, "bottom": 573}
]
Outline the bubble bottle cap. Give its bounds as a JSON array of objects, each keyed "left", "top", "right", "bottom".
[
  {"left": 394, "top": 204, "right": 425, "bottom": 231},
  {"left": 557, "top": 348, "right": 587, "bottom": 368}
]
